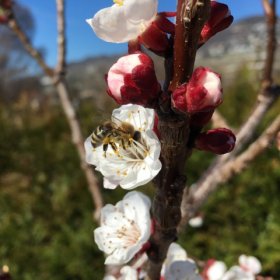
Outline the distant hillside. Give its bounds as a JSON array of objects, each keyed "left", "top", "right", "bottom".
[
  {"left": 65, "top": 16, "right": 280, "bottom": 100},
  {"left": 196, "top": 16, "right": 280, "bottom": 83}
]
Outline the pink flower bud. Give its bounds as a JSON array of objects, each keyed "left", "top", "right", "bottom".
[
  {"left": 200, "top": 1, "right": 233, "bottom": 45},
  {"left": 107, "top": 53, "right": 161, "bottom": 107},
  {"left": 195, "top": 128, "right": 235, "bottom": 154},
  {"left": 172, "top": 67, "right": 222, "bottom": 114}
]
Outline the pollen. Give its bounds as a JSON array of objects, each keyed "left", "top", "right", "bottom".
[{"left": 113, "top": 0, "right": 124, "bottom": 6}]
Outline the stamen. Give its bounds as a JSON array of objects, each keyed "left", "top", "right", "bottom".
[{"left": 113, "top": 0, "right": 124, "bottom": 6}]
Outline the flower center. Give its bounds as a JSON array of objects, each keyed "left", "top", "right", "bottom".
[
  {"left": 116, "top": 220, "right": 141, "bottom": 248},
  {"left": 118, "top": 138, "right": 149, "bottom": 162},
  {"left": 113, "top": 0, "right": 124, "bottom": 6}
]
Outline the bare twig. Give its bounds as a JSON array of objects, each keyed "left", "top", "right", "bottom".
[
  {"left": 56, "top": 0, "right": 66, "bottom": 78},
  {"left": 211, "top": 110, "right": 232, "bottom": 130},
  {"left": 198, "top": 85, "right": 279, "bottom": 185},
  {"left": 180, "top": 0, "right": 279, "bottom": 231},
  {"left": 262, "top": 0, "right": 276, "bottom": 87},
  {"left": 181, "top": 114, "right": 280, "bottom": 223},
  {"left": 8, "top": 18, "right": 54, "bottom": 77},
  {"left": 55, "top": 80, "right": 103, "bottom": 220},
  {"left": 7, "top": 0, "right": 103, "bottom": 220},
  {"left": 180, "top": 0, "right": 279, "bottom": 221}
]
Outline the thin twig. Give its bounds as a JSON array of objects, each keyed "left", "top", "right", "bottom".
[
  {"left": 262, "top": 0, "right": 276, "bottom": 87},
  {"left": 8, "top": 18, "right": 54, "bottom": 77},
  {"left": 182, "top": 0, "right": 280, "bottom": 221},
  {"left": 181, "top": 114, "right": 280, "bottom": 223},
  {"left": 7, "top": 1, "right": 103, "bottom": 220},
  {"left": 211, "top": 111, "right": 232, "bottom": 130},
  {"left": 56, "top": 0, "right": 66, "bottom": 78}
]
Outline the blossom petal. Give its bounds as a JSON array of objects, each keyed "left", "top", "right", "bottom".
[
  {"left": 87, "top": 5, "right": 141, "bottom": 43},
  {"left": 87, "top": 0, "right": 158, "bottom": 43},
  {"left": 112, "top": 104, "right": 155, "bottom": 132},
  {"left": 124, "top": 0, "right": 157, "bottom": 22}
]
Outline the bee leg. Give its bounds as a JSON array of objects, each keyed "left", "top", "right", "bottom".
[
  {"left": 110, "top": 142, "right": 119, "bottom": 156},
  {"left": 121, "top": 139, "right": 126, "bottom": 150},
  {"left": 103, "top": 143, "right": 108, "bottom": 157}
]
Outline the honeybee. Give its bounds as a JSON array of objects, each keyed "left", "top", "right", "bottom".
[{"left": 90, "top": 117, "right": 141, "bottom": 156}]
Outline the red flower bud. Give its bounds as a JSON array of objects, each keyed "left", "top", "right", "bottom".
[
  {"left": 107, "top": 53, "right": 161, "bottom": 107},
  {"left": 195, "top": 128, "right": 236, "bottom": 154},
  {"left": 172, "top": 67, "right": 222, "bottom": 114},
  {"left": 0, "top": 0, "right": 11, "bottom": 9},
  {"left": 0, "top": 15, "right": 8, "bottom": 24},
  {"left": 200, "top": 1, "right": 233, "bottom": 45},
  {"left": 138, "top": 12, "right": 175, "bottom": 56}
]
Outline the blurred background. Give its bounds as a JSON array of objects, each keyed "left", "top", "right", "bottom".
[{"left": 0, "top": 0, "right": 280, "bottom": 279}]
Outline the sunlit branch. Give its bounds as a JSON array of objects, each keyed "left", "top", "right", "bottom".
[{"left": 7, "top": 0, "right": 103, "bottom": 220}]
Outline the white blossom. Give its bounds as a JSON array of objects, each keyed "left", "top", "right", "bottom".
[
  {"left": 94, "top": 191, "right": 151, "bottom": 265},
  {"left": 238, "top": 255, "right": 262, "bottom": 275},
  {"left": 85, "top": 104, "right": 162, "bottom": 190},
  {"left": 86, "top": 0, "right": 158, "bottom": 43},
  {"left": 161, "top": 243, "right": 203, "bottom": 280},
  {"left": 188, "top": 215, "right": 204, "bottom": 228},
  {"left": 221, "top": 266, "right": 255, "bottom": 280},
  {"left": 103, "top": 266, "right": 138, "bottom": 280},
  {"left": 206, "top": 260, "right": 227, "bottom": 280}
]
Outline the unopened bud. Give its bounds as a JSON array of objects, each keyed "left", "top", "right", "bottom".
[
  {"left": 107, "top": 53, "right": 161, "bottom": 107},
  {"left": 139, "top": 12, "right": 175, "bottom": 56},
  {"left": 172, "top": 67, "right": 222, "bottom": 114},
  {"left": 195, "top": 128, "right": 235, "bottom": 154},
  {"left": 200, "top": 1, "right": 233, "bottom": 45}
]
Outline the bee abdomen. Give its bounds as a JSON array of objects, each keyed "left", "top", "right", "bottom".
[{"left": 91, "top": 126, "right": 104, "bottom": 147}]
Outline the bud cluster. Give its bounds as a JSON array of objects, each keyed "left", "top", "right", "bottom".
[{"left": 85, "top": 0, "right": 237, "bottom": 274}]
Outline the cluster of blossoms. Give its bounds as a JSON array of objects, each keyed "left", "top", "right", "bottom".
[
  {"left": 203, "top": 255, "right": 264, "bottom": 280},
  {"left": 84, "top": 0, "right": 239, "bottom": 278}
]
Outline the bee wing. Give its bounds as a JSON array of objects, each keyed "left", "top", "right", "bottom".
[
  {"left": 111, "top": 115, "right": 123, "bottom": 128},
  {"left": 110, "top": 115, "right": 131, "bottom": 133}
]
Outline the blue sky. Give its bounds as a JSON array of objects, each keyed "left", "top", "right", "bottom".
[{"left": 17, "top": 0, "right": 280, "bottom": 67}]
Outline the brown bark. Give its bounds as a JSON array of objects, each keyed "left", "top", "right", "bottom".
[{"left": 146, "top": 1, "right": 210, "bottom": 279}]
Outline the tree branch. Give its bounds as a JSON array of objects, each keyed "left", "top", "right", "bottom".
[
  {"left": 146, "top": 1, "right": 210, "bottom": 279},
  {"left": 180, "top": 0, "right": 279, "bottom": 214},
  {"left": 8, "top": 18, "right": 54, "bottom": 77},
  {"left": 211, "top": 110, "right": 232, "bottom": 130},
  {"left": 262, "top": 0, "right": 276, "bottom": 87},
  {"left": 7, "top": 0, "right": 103, "bottom": 220},
  {"left": 181, "top": 114, "right": 280, "bottom": 223},
  {"left": 55, "top": 0, "right": 66, "bottom": 78},
  {"left": 169, "top": 0, "right": 211, "bottom": 91}
]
